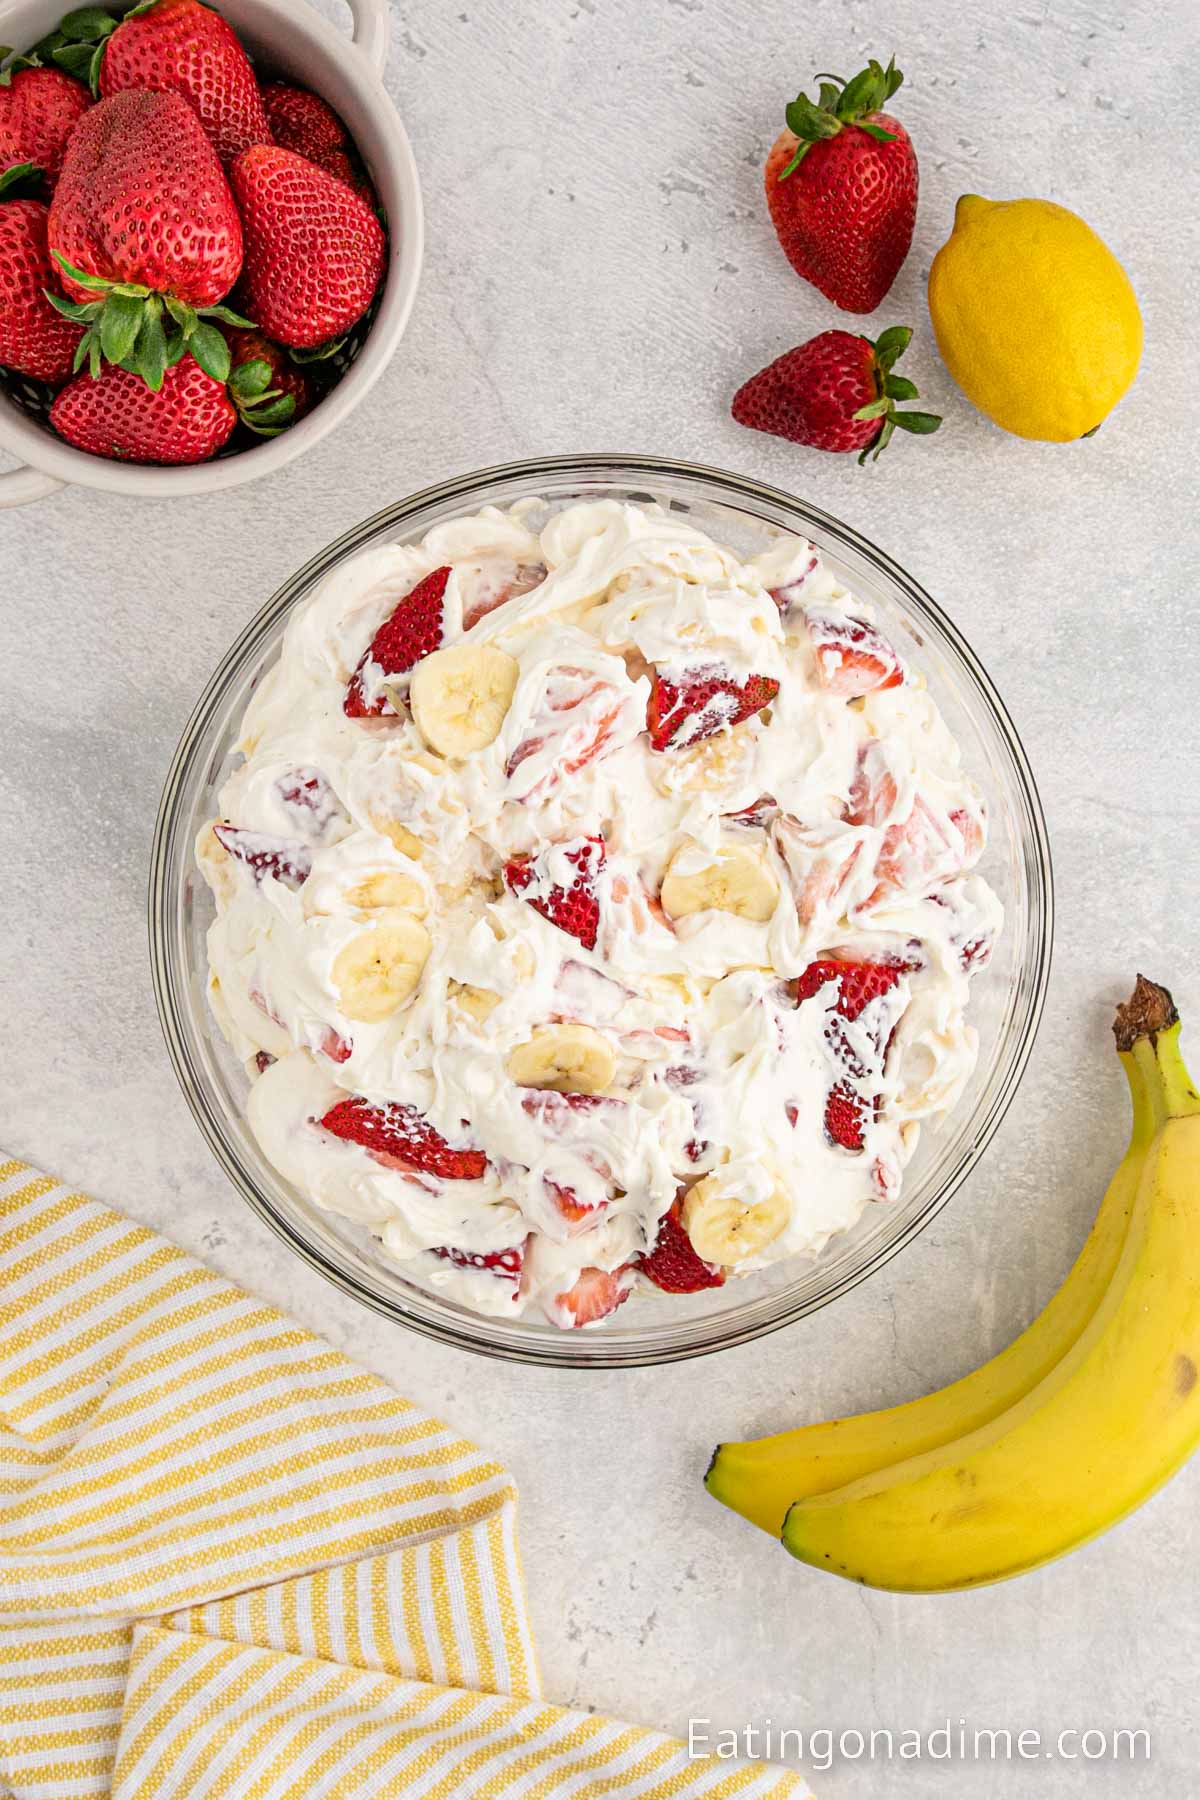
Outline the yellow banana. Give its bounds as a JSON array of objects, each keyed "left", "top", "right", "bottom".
[
  {"left": 779, "top": 976, "right": 1200, "bottom": 1591},
  {"left": 706, "top": 1028, "right": 1151, "bottom": 1536}
]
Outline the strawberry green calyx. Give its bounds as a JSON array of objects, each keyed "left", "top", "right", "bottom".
[
  {"left": 228, "top": 356, "right": 297, "bottom": 436},
  {"left": 778, "top": 56, "right": 904, "bottom": 179},
  {"left": 0, "top": 160, "right": 44, "bottom": 198},
  {"left": 23, "top": 8, "right": 117, "bottom": 92},
  {"left": 852, "top": 324, "right": 942, "bottom": 463},
  {"left": 45, "top": 251, "right": 252, "bottom": 389}
]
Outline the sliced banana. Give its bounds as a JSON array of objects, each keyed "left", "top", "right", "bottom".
[
  {"left": 448, "top": 981, "right": 503, "bottom": 1023},
  {"left": 369, "top": 813, "right": 428, "bottom": 860},
  {"left": 331, "top": 909, "right": 431, "bottom": 1022},
  {"left": 347, "top": 869, "right": 427, "bottom": 914},
  {"left": 650, "top": 729, "right": 756, "bottom": 796},
  {"left": 682, "top": 1170, "right": 790, "bottom": 1265},
  {"left": 410, "top": 644, "right": 519, "bottom": 757},
  {"left": 660, "top": 839, "right": 779, "bottom": 923},
  {"left": 507, "top": 1024, "right": 616, "bottom": 1094},
  {"left": 195, "top": 820, "right": 236, "bottom": 908}
]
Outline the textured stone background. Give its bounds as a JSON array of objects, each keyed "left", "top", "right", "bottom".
[{"left": 3, "top": 0, "right": 1199, "bottom": 1792}]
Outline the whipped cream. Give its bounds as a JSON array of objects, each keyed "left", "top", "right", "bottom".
[{"left": 198, "top": 498, "right": 1002, "bottom": 1329}]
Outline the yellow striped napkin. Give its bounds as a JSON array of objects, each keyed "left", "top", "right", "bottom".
[{"left": 0, "top": 1159, "right": 807, "bottom": 1800}]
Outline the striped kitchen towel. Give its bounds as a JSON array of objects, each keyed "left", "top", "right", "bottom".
[{"left": 0, "top": 1159, "right": 807, "bottom": 1800}]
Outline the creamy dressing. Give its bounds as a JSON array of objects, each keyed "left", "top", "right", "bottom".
[{"left": 199, "top": 499, "right": 1002, "bottom": 1328}]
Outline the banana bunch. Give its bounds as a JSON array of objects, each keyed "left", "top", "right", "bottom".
[{"left": 705, "top": 976, "right": 1200, "bottom": 1591}]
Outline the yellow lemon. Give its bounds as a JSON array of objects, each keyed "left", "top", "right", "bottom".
[{"left": 928, "top": 195, "right": 1142, "bottom": 442}]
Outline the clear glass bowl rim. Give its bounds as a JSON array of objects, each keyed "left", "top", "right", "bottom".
[{"left": 149, "top": 452, "right": 1054, "bottom": 1369}]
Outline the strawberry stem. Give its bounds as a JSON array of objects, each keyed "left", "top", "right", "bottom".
[
  {"left": 849, "top": 324, "right": 942, "bottom": 464},
  {"left": 47, "top": 250, "right": 253, "bottom": 390},
  {"left": 779, "top": 55, "right": 904, "bottom": 179}
]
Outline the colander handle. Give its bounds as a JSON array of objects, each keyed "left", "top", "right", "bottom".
[
  {"left": 0, "top": 461, "right": 64, "bottom": 508},
  {"left": 347, "top": 0, "right": 390, "bottom": 75}
]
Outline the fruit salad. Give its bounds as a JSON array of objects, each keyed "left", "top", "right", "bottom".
[{"left": 197, "top": 498, "right": 1002, "bottom": 1330}]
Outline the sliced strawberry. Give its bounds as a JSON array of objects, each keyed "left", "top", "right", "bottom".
[
  {"left": 276, "top": 767, "right": 343, "bottom": 835},
  {"left": 768, "top": 555, "right": 819, "bottom": 615},
  {"left": 725, "top": 794, "right": 778, "bottom": 830},
  {"left": 545, "top": 1178, "right": 603, "bottom": 1226},
  {"left": 803, "top": 606, "right": 904, "bottom": 697},
  {"left": 504, "top": 834, "right": 606, "bottom": 951},
  {"left": 663, "top": 1065, "right": 709, "bottom": 1164},
  {"left": 319, "top": 1096, "right": 487, "bottom": 1179},
  {"left": 844, "top": 740, "right": 899, "bottom": 828},
  {"left": 253, "top": 1050, "right": 275, "bottom": 1074},
  {"left": 646, "top": 666, "right": 779, "bottom": 751},
  {"left": 861, "top": 797, "right": 962, "bottom": 910},
  {"left": 552, "top": 1265, "right": 634, "bottom": 1328},
  {"left": 825, "top": 1079, "right": 867, "bottom": 1151},
  {"left": 343, "top": 566, "right": 452, "bottom": 718},
  {"left": 795, "top": 957, "right": 904, "bottom": 1020},
  {"left": 316, "top": 1028, "right": 353, "bottom": 1065},
  {"left": 774, "top": 817, "right": 863, "bottom": 929},
  {"left": 213, "top": 824, "right": 312, "bottom": 887},
  {"left": 521, "top": 1090, "right": 618, "bottom": 1122},
  {"left": 431, "top": 1243, "right": 524, "bottom": 1282},
  {"left": 795, "top": 958, "right": 908, "bottom": 1153},
  {"left": 504, "top": 665, "right": 624, "bottom": 789},
  {"left": 949, "top": 805, "right": 985, "bottom": 863},
  {"left": 640, "top": 1202, "right": 725, "bottom": 1293},
  {"left": 461, "top": 561, "right": 547, "bottom": 630}
]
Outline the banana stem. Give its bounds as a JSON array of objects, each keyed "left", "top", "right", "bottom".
[{"left": 1114, "top": 975, "right": 1200, "bottom": 1123}]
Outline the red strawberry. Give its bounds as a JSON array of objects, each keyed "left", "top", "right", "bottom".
[
  {"left": 732, "top": 327, "right": 940, "bottom": 463},
  {"left": 0, "top": 198, "right": 82, "bottom": 382},
  {"left": 766, "top": 57, "right": 917, "bottom": 313},
  {"left": 504, "top": 665, "right": 624, "bottom": 790},
  {"left": 795, "top": 958, "right": 907, "bottom": 1150},
  {"left": 640, "top": 1202, "right": 725, "bottom": 1294},
  {"left": 262, "top": 82, "right": 342, "bottom": 158},
  {"left": 229, "top": 144, "right": 385, "bottom": 349},
  {"left": 274, "top": 766, "right": 343, "bottom": 834},
  {"left": 504, "top": 835, "right": 606, "bottom": 951},
  {"left": 226, "top": 326, "right": 311, "bottom": 436},
  {"left": 802, "top": 606, "right": 904, "bottom": 696},
  {"left": 552, "top": 1265, "right": 634, "bottom": 1328},
  {"left": 319, "top": 1097, "right": 488, "bottom": 1180},
  {"left": 544, "top": 1179, "right": 602, "bottom": 1226},
  {"left": 261, "top": 82, "right": 373, "bottom": 201},
  {"left": 51, "top": 352, "right": 236, "bottom": 464},
  {"left": 47, "top": 90, "right": 245, "bottom": 388},
  {"left": 100, "top": 0, "right": 271, "bottom": 164},
  {"left": 212, "top": 823, "right": 312, "bottom": 886},
  {"left": 344, "top": 566, "right": 452, "bottom": 718},
  {"left": 795, "top": 957, "right": 904, "bottom": 1020},
  {"left": 646, "top": 666, "right": 778, "bottom": 751},
  {"left": 825, "top": 1080, "right": 868, "bottom": 1152},
  {"left": 431, "top": 1243, "right": 525, "bottom": 1284},
  {"left": 0, "top": 67, "right": 92, "bottom": 193},
  {"left": 316, "top": 1028, "right": 353, "bottom": 1065}
]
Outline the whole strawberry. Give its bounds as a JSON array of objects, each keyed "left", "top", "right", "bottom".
[
  {"left": 225, "top": 326, "right": 311, "bottom": 435},
  {"left": 47, "top": 89, "right": 247, "bottom": 388},
  {"left": 0, "top": 65, "right": 92, "bottom": 194},
  {"left": 766, "top": 57, "right": 917, "bottom": 313},
  {"left": 261, "top": 82, "right": 374, "bottom": 203},
  {"left": 229, "top": 145, "right": 385, "bottom": 349},
  {"left": 50, "top": 351, "right": 236, "bottom": 462},
  {"left": 99, "top": 0, "right": 271, "bottom": 164},
  {"left": 732, "top": 326, "right": 940, "bottom": 462},
  {"left": 0, "top": 197, "right": 82, "bottom": 382}
]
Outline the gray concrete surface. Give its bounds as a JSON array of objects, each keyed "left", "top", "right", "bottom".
[{"left": 3, "top": 0, "right": 1199, "bottom": 1792}]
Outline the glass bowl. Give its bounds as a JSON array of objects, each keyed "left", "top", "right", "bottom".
[{"left": 149, "top": 455, "right": 1053, "bottom": 1367}]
